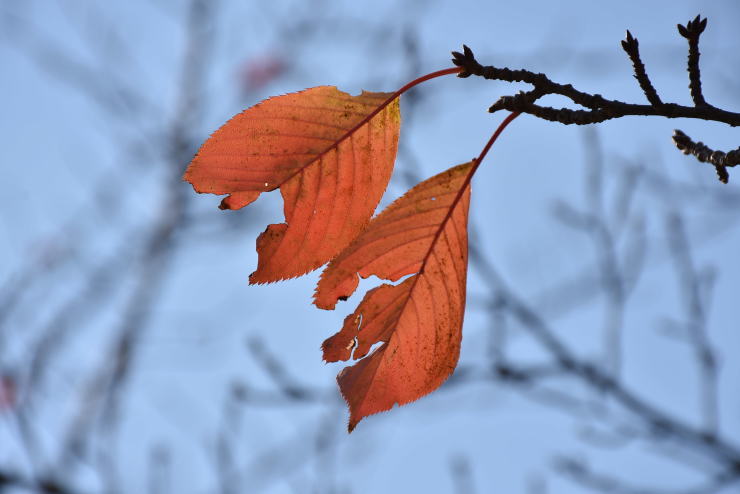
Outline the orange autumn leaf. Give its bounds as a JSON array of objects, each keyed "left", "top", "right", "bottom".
[
  {"left": 184, "top": 86, "right": 401, "bottom": 283},
  {"left": 315, "top": 162, "right": 473, "bottom": 431}
]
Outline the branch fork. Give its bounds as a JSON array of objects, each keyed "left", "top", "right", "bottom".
[{"left": 453, "top": 15, "right": 740, "bottom": 183}]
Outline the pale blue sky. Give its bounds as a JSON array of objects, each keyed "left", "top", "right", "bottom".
[{"left": 1, "top": 1, "right": 739, "bottom": 493}]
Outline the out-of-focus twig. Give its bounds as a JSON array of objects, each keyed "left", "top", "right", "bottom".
[
  {"left": 556, "top": 456, "right": 740, "bottom": 494},
  {"left": 665, "top": 212, "right": 719, "bottom": 436},
  {"left": 468, "top": 185, "right": 740, "bottom": 475}
]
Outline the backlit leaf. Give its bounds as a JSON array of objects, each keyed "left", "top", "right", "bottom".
[
  {"left": 315, "top": 162, "right": 473, "bottom": 431},
  {"left": 184, "top": 86, "right": 401, "bottom": 283}
]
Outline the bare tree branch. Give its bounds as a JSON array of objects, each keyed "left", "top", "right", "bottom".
[{"left": 452, "top": 15, "right": 739, "bottom": 182}]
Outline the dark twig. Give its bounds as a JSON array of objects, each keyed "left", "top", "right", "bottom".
[
  {"left": 454, "top": 16, "right": 740, "bottom": 184},
  {"left": 620, "top": 30, "right": 662, "bottom": 107},
  {"left": 677, "top": 15, "right": 709, "bottom": 107},
  {"left": 672, "top": 130, "right": 740, "bottom": 184},
  {"left": 451, "top": 45, "right": 740, "bottom": 127}
]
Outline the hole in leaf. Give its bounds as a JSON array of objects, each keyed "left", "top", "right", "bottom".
[{"left": 349, "top": 337, "right": 359, "bottom": 359}]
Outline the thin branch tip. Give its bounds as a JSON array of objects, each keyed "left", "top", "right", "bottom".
[{"left": 458, "top": 18, "right": 739, "bottom": 179}]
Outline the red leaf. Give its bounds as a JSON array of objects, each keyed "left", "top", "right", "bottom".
[
  {"left": 184, "top": 87, "right": 401, "bottom": 283},
  {"left": 0, "top": 375, "right": 16, "bottom": 411},
  {"left": 240, "top": 53, "right": 287, "bottom": 92},
  {"left": 315, "top": 162, "right": 473, "bottom": 431}
]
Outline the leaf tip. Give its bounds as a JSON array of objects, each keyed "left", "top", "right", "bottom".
[
  {"left": 347, "top": 419, "right": 358, "bottom": 433},
  {"left": 313, "top": 270, "right": 361, "bottom": 311},
  {"left": 219, "top": 191, "right": 262, "bottom": 211}
]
